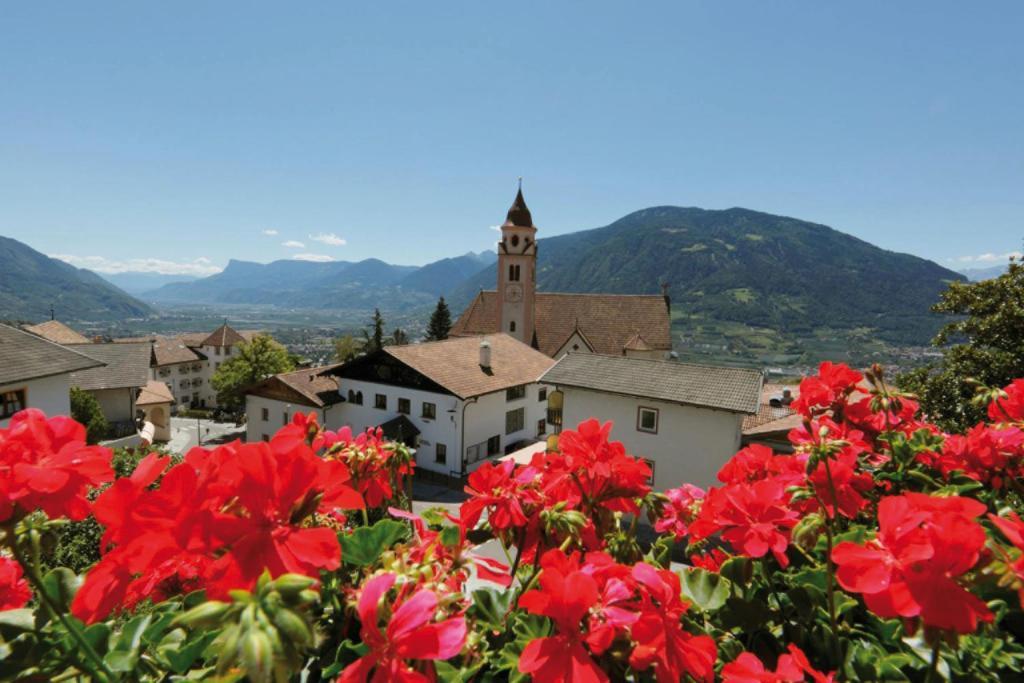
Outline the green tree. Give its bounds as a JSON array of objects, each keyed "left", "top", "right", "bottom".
[
  {"left": 70, "top": 386, "right": 109, "bottom": 444},
  {"left": 333, "top": 333, "right": 363, "bottom": 363},
  {"left": 900, "top": 259, "right": 1024, "bottom": 431},
  {"left": 211, "top": 334, "right": 295, "bottom": 413},
  {"left": 362, "top": 308, "right": 385, "bottom": 353},
  {"left": 425, "top": 296, "right": 452, "bottom": 341}
]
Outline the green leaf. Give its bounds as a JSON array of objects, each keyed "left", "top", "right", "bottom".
[
  {"left": 719, "top": 556, "right": 753, "bottom": 586},
  {"left": 439, "top": 525, "right": 461, "bottom": 548},
  {"left": 340, "top": 519, "right": 410, "bottom": 566},
  {"left": 105, "top": 614, "right": 152, "bottom": 671},
  {"left": 40, "top": 567, "right": 80, "bottom": 611},
  {"left": 469, "top": 588, "right": 513, "bottom": 631},
  {"left": 0, "top": 609, "right": 35, "bottom": 632},
  {"left": 681, "top": 567, "right": 731, "bottom": 612},
  {"left": 719, "top": 596, "right": 773, "bottom": 632},
  {"left": 435, "top": 660, "right": 485, "bottom": 682}
]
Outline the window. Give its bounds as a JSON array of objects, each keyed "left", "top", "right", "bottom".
[
  {"left": 509, "top": 321, "right": 516, "bottom": 332},
  {"left": 537, "top": 419, "right": 546, "bottom": 436},
  {"left": 538, "top": 387, "right": 547, "bottom": 402},
  {"left": 215, "top": 347, "right": 221, "bottom": 356},
  {"left": 348, "top": 389, "right": 355, "bottom": 402},
  {"left": 355, "top": 391, "right": 363, "bottom": 406},
  {"left": 375, "top": 394, "right": 387, "bottom": 410},
  {"left": 486, "top": 435, "right": 501, "bottom": 456},
  {"left": 283, "top": 412, "right": 289, "bottom": 426},
  {"left": 506, "top": 385, "right": 526, "bottom": 401},
  {"left": 422, "top": 402, "right": 436, "bottom": 420},
  {"left": 509, "top": 264, "right": 521, "bottom": 282},
  {"left": 262, "top": 434, "right": 270, "bottom": 442},
  {"left": 398, "top": 398, "right": 411, "bottom": 415},
  {"left": 505, "top": 407, "right": 525, "bottom": 435},
  {"left": 1, "top": 389, "right": 26, "bottom": 419},
  {"left": 261, "top": 407, "right": 269, "bottom": 422},
  {"left": 224, "top": 347, "right": 231, "bottom": 356},
  {"left": 637, "top": 406, "right": 659, "bottom": 434},
  {"left": 435, "top": 443, "right": 447, "bottom": 465}
]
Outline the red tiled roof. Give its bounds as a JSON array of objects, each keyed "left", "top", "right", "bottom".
[
  {"left": 23, "top": 320, "right": 92, "bottom": 345},
  {"left": 451, "top": 291, "right": 671, "bottom": 358},
  {"left": 137, "top": 380, "right": 175, "bottom": 406},
  {"left": 249, "top": 365, "right": 343, "bottom": 408},
  {"left": 201, "top": 324, "right": 247, "bottom": 347}
]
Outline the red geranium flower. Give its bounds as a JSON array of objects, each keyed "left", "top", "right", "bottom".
[
  {"left": 722, "top": 644, "right": 834, "bottom": 682},
  {"left": 832, "top": 493, "right": 992, "bottom": 634},
  {"left": 0, "top": 555, "right": 31, "bottom": 610},
  {"left": 655, "top": 483, "right": 705, "bottom": 539},
  {"left": 808, "top": 450, "right": 874, "bottom": 519},
  {"left": 791, "top": 362, "right": 863, "bottom": 417},
  {"left": 340, "top": 573, "right": 467, "bottom": 683},
  {"left": 990, "top": 378, "right": 1024, "bottom": 422},
  {"left": 988, "top": 511, "right": 1024, "bottom": 608},
  {"left": 0, "top": 409, "right": 113, "bottom": 522}
]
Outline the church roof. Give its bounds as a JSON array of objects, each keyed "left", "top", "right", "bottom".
[
  {"left": 23, "top": 320, "right": 92, "bottom": 345},
  {"left": 503, "top": 188, "right": 534, "bottom": 228},
  {"left": 451, "top": 291, "right": 672, "bottom": 358}
]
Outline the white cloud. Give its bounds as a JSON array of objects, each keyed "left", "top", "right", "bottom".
[
  {"left": 51, "top": 254, "right": 222, "bottom": 276},
  {"left": 948, "top": 251, "right": 1022, "bottom": 264},
  {"left": 309, "top": 232, "right": 347, "bottom": 246},
  {"left": 282, "top": 240, "right": 306, "bottom": 249},
  {"left": 261, "top": 229, "right": 279, "bottom": 236},
  {"left": 489, "top": 225, "right": 502, "bottom": 232},
  {"left": 293, "top": 253, "right": 334, "bottom": 263}
]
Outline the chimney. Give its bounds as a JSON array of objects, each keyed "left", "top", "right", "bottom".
[
  {"left": 782, "top": 388, "right": 793, "bottom": 405},
  {"left": 661, "top": 282, "right": 671, "bottom": 314},
  {"left": 479, "top": 339, "right": 492, "bottom": 370}
]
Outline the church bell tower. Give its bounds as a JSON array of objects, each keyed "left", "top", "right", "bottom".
[{"left": 496, "top": 182, "right": 537, "bottom": 345}]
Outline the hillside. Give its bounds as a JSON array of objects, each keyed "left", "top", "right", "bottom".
[
  {"left": 99, "top": 272, "right": 197, "bottom": 295},
  {"left": 0, "top": 235, "right": 153, "bottom": 322},
  {"left": 451, "top": 206, "right": 964, "bottom": 347}
]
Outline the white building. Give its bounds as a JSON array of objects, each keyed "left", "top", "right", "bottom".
[
  {"left": 245, "top": 365, "right": 344, "bottom": 443},
  {"left": 66, "top": 342, "right": 152, "bottom": 430},
  {"left": 0, "top": 323, "right": 104, "bottom": 427},
  {"left": 310, "top": 334, "right": 556, "bottom": 478},
  {"left": 539, "top": 353, "right": 763, "bottom": 489}
]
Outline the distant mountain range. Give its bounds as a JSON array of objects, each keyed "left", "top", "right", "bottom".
[
  {"left": 1, "top": 208, "right": 965, "bottom": 347},
  {"left": 958, "top": 264, "right": 1010, "bottom": 282},
  {"left": 140, "top": 251, "right": 496, "bottom": 310},
  {"left": 99, "top": 271, "right": 198, "bottom": 295},
  {"left": 0, "top": 236, "right": 152, "bottom": 322}
]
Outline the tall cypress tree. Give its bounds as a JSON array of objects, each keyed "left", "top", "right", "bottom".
[
  {"left": 363, "top": 308, "right": 385, "bottom": 353},
  {"left": 426, "top": 297, "right": 452, "bottom": 341}
]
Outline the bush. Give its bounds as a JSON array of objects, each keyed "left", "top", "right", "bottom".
[{"left": 69, "top": 386, "right": 108, "bottom": 444}]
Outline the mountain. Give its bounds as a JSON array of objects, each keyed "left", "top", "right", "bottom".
[
  {"left": 959, "top": 264, "right": 1009, "bottom": 282},
  {"left": 0, "top": 235, "right": 153, "bottom": 322},
  {"left": 451, "top": 206, "right": 964, "bottom": 345},
  {"left": 99, "top": 272, "right": 198, "bottom": 295},
  {"left": 398, "top": 252, "right": 497, "bottom": 296}
]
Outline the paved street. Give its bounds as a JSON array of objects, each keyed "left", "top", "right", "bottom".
[{"left": 167, "top": 416, "right": 245, "bottom": 454}]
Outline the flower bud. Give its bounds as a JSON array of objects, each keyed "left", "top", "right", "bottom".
[
  {"left": 273, "top": 608, "right": 314, "bottom": 649},
  {"left": 273, "top": 574, "right": 318, "bottom": 598},
  {"left": 241, "top": 629, "right": 275, "bottom": 683},
  {"left": 172, "top": 600, "right": 231, "bottom": 628},
  {"left": 792, "top": 513, "right": 824, "bottom": 552}
]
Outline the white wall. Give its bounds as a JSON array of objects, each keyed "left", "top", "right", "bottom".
[
  {"left": 91, "top": 387, "right": 136, "bottom": 424},
  {"left": 245, "top": 394, "right": 329, "bottom": 443},
  {"left": 154, "top": 360, "right": 206, "bottom": 410},
  {"left": 556, "top": 386, "right": 744, "bottom": 490},
  {"left": 323, "top": 379, "right": 551, "bottom": 476},
  {"left": 0, "top": 374, "right": 72, "bottom": 427}
]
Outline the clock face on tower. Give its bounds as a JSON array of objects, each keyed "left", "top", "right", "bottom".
[{"left": 505, "top": 283, "right": 524, "bottom": 303}]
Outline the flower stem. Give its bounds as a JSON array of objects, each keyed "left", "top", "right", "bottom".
[
  {"left": 12, "top": 530, "right": 115, "bottom": 683},
  {"left": 925, "top": 639, "right": 942, "bottom": 682}
]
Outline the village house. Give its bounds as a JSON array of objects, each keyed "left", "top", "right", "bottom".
[
  {"left": 245, "top": 364, "right": 344, "bottom": 443},
  {"left": 66, "top": 342, "right": 152, "bottom": 433},
  {"left": 0, "top": 323, "right": 105, "bottom": 427},
  {"left": 306, "top": 334, "right": 555, "bottom": 477},
  {"left": 539, "top": 353, "right": 763, "bottom": 489},
  {"left": 451, "top": 188, "right": 673, "bottom": 359},
  {"left": 741, "top": 383, "right": 801, "bottom": 453}
]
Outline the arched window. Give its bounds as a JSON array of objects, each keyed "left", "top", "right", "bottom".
[
  {"left": 509, "top": 264, "right": 521, "bottom": 282},
  {"left": 510, "top": 321, "right": 517, "bottom": 332},
  {"left": 348, "top": 389, "right": 356, "bottom": 402},
  {"left": 356, "top": 391, "right": 363, "bottom": 405}
]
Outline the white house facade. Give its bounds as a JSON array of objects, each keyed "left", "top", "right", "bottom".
[
  {"left": 0, "top": 323, "right": 104, "bottom": 427},
  {"left": 320, "top": 334, "right": 555, "bottom": 477},
  {"left": 540, "top": 353, "right": 763, "bottom": 490}
]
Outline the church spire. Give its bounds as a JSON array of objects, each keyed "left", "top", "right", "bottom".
[{"left": 504, "top": 180, "right": 534, "bottom": 228}]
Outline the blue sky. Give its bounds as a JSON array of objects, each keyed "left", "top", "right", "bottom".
[{"left": 1, "top": 2, "right": 1021, "bottom": 275}]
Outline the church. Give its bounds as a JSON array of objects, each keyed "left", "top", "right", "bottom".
[{"left": 451, "top": 188, "right": 673, "bottom": 359}]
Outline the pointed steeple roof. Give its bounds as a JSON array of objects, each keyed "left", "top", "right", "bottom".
[
  {"left": 201, "top": 323, "right": 246, "bottom": 347},
  {"left": 503, "top": 185, "right": 534, "bottom": 228}
]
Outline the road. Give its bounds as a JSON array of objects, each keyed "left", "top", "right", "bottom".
[{"left": 167, "top": 416, "right": 246, "bottom": 454}]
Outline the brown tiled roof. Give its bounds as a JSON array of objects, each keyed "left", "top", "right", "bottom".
[
  {"left": 67, "top": 342, "right": 152, "bottom": 391},
  {"left": 152, "top": 336, "right": 205, "bottom": 365},
  {"left": 451, "top": 291, "right": 671, "bottom": 358},
  {"left": 742, "top": 384, "right": 801, "bottom": 434},
  {"left": 0, "top": 323, "right": 104, "bottom": 385},
  {"left": 382, "top": 334, "right": 555, "bottom": 399},
  {"left": 248, "top": 364, "right": 343, "bottom": 408},
  {"left": 137, "top": 380, "right": 175, "bottom": 406},
  {"left": 540, "top": 353, "right": 763, "bottom": 414},
  {"left": 22, "top": 320, "right": 92, "bottom": 345},
  {"left": 623, "top": 332, "right": 653, "bottom": 352},
  {"left": 201, "top": 324, "right": 247, "bottom": 347}
]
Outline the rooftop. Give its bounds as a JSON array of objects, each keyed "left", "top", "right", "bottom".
[
  {"left": 201, "top": 323, "right": 248, "bottom": 347},
  {"left": 67, "top": 342, "right": 152, "bottom": 391},
  {"left": 451, "top": 291, "right": 671, "bottom": 358},
  {"left": 540, "top": 353, "right": 763, "bottom": 414},
  {"left": 22, "top": 320, "right": 92, "bottom": 345},
  {"left": 0, "top": 323, "right": 104, "bottom": 386},
  {"left": 136, "top": 380, "right": 175, "bottom": 406},
  {"left": 248, "top": 364, "right": 343, "bottom": 408}
]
